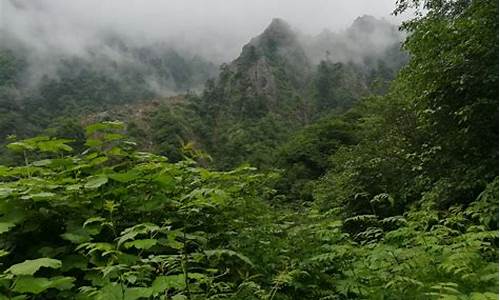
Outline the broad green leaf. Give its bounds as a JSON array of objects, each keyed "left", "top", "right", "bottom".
[
  {"left": 83, "top": 217, "right": 107, "bottom": 235},
  {"left": 46, "top": 276, "right": 75, "bottom": 291},
  {"left": 85, "top": 138, "right": 103, "bottom": 148},
  {"left": 117, "top": 223, "right": 161, "bottom": 247},
  {"left": 107, "top": 147, "right": 127, "bottom": 156},
  {"left": 30, "top": 192, "right": 56, "bottom": 201},
  {"left": 104, "top": 133, "right": 126, "bottom": 142},
  {"left": 152, "top": 275, "right": 185, "bottom": 294},
  {"left": 89, "top": 156, "right": 108, "bottom": 166},
  {"left": 154, "top": 174, "right": 175, "bottom": 189},
  {"left": 12, "top": 276, "right": 74, "bottom": 294},
  {"left": 37, "top": 139, "right": 74, "bottom": 153},
  {"left": 84, "top": 176, "right": 108, "bottom": 189},
  {"left": 469, "top": 292, "right": 499, "bottom": 300},
  {"left": 13, "top": 277, "right": 52, "bottom": 294},
  {"left": 124, "top": 287, "right": 153, "bottom": 300},
  {"left": 96, "top": 283, "right": 123, "bottom": 300},
  {"left": 66, "top": 184, "right": 82, "bottom": 191},
  {"left": 159, "top": 235, "right": 183, "bottom": 250},
  {"left": 76, "top": 242, "right": 115, "bottom": 256},
  {"left": 7, "top": 142, "right": 35, "bottom": 152},
  {"left": 46, "top": 158, "right": 75, "bottom": 168},
  {"left": 61, "top": 255, "right": 88, "bottom": 272},
  {"left": 108, "top": 170, "right": 141, "bottom": 183},
  {"left": 60, "top": 230, "right": 91, "bottom": 244},
  {"left": 123, "top": 239, "right": 157, "bottom": 250},
  {"left": 83, "top": 217, "right": 107, "bottom": 228},
  {"left": 0, "top": 188, "right": 14, "bottom": 199},
  {"left": 0, "top": 205, "right": 25, "bottom": 224},
  {"left": 0, "top": 222, "right": 15, "bottom": 234},
  {"left": 6, "top": 258, "right": 62, "bottom": 275},
  {"left": 31, "top": 159, "right": 53, "bottom": 166},
  {"left": 0, "top": 166, "right": 9, "bottom": 176}
]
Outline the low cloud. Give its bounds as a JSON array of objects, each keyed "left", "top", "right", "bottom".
[{"left": 1, "top": 0, "right": 404, "bottom": 61}]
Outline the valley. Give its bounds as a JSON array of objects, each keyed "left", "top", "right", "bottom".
[{"left": 0, "top": 1, "right": 497, "bottom": 299}]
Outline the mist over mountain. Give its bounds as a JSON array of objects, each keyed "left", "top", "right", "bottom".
[
  {"left": 0, "top": 0, "right": 408, "bottom": 168},
  {"left": 0, "top": 2, "right": 496, "bottom": 299},
  {"left": 141, "top": 16, "right": 407, "bottom": 168},
  {"left": 304, "top": 15, "right": 406, "bottom": 66},
  {"left": 1, "top": 0, "right": 405, "bottom": 90},
  {"left": 208, "top": 16, "right": 405, "bottom": 117},
  {"left": 1, "top": 0, "right": 403, "bottom": 61},
  {"left": 0, "top": 12, "right": 406, "bottom": 163}
]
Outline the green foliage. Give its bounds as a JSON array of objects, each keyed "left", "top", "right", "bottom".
[
  {"left": 150, "top": 101, "right": 208, "bottom": 163},
  {"left": 0, "top": 122, "right": 278, "bottom": 299},
  {"left": 396, "top": 0, "right": 498, "bottom": 206},
  {"left": 0, "top": 1, "right": 497, "bottom": 299},
  {"left": 315, "top": 61, "right": 368, "bottom": 112},
  {"left": 277, "top": 116, "right": 357, "bottom": 202}
]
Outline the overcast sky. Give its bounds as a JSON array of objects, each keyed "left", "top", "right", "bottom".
[{"left": 1, "top": 0, "right": 404, "bottom": 62}]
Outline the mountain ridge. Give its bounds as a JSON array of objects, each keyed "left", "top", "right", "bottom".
[{"left": 0, "top": 15, "right": 407, "bottom": 167}]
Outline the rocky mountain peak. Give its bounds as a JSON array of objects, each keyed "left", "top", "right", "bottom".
[
  {"left": 248, "top": 18, "right": 299, "bottom": 53},
  {"left": 223, "top": 18, "right": 310, "bottom": 101},
  {"left": 261, "top": 18, "right": 295, "bottom": 42},
  {"left": 235, "top": 18, "right": 310, "bottom": 77}
]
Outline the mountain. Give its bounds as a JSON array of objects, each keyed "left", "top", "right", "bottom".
[
  {"left": 189, "top": 17, "right": 405, "bottom": 168},
  {"left": 0, "top": 2, "right": 497, "bottom": 299},
  {"left": 203, "top": 18, "right": 312, "bottom": 121},
  {"left": 243, "top": 18, "right": 312, "bottom": 89},
  {"left": 54, "top": 16, "right": 406, "bottom": 170},
  {"left": 202, "top": 16, "right": 405, "bottom": 119},
  {"left": 0, "top": 16, "right": 406, "bottom": 166}
]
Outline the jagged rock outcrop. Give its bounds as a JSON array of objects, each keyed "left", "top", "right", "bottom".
[
  {"left": 207, "top": 18, "right": 312, "bottom": 119},
  {"left": 193, "top": 15, "right": 408, "bottom": 169}
]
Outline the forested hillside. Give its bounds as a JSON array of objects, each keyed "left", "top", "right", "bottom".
[
  {"left": 144, "top": 16, "right": 406, "bottom": 169},
  {"left": 0, "top": 0, "right": 498, "bottom": 299},
  {"left": 0, "top": 38, "right": 218, "bottom": 162},
  {"left": 0, "top": 14, "right": 405, "bottom": 167}
]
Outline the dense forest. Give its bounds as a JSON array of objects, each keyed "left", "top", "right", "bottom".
[{"left": 0, "top": 0, "right": 498, "bottom": 299}]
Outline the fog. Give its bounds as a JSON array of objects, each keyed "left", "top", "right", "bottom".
[{"left": 1, "top": 0, "right": 404, "bottom": 63}]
